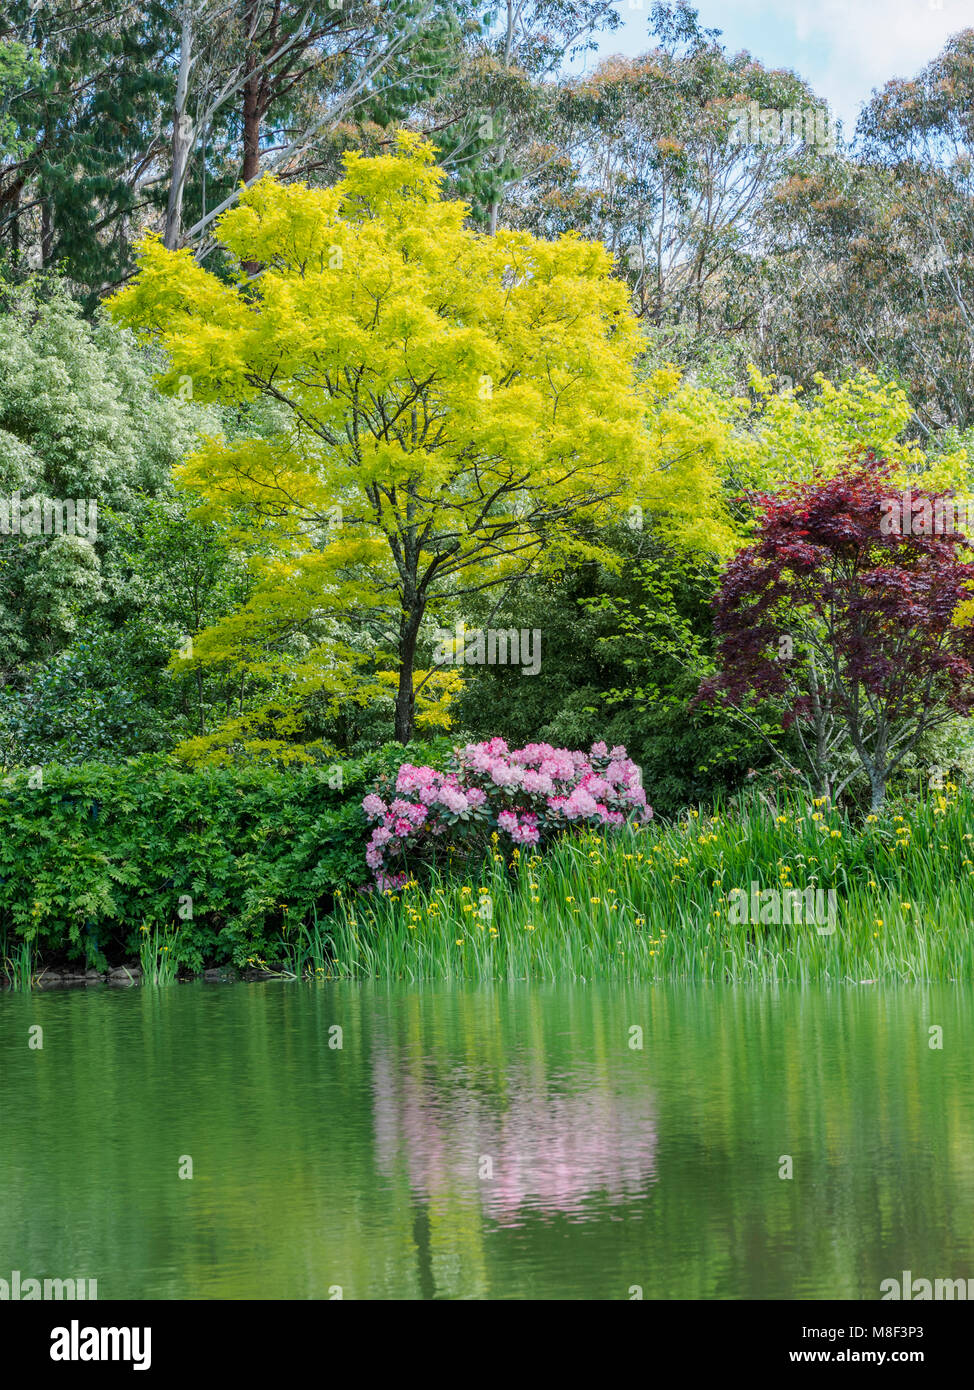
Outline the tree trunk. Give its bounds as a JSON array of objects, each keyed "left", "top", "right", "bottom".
[
  {"left": 241, "top": 0, "right": 262, "bottom": 185},
  {"left": 164, "top": 3, "right": 196, "bottom": 250},
  {"left": 240, "top": 1, "right": 262, "bottom": 276},
  {"left": 869, "top": 722, "right": 889, "bottom": 811},
  {"left": 394, "top": 601, "right": 424, "bottom": 744},
  {"left": 394, "top": 669, "right": 413, "bottom": 743},
  {"left": 2, "top": 178, "right": 24, "bottom": 257},
  {"left": 40, "top": 201, "right": 53, "bottom": 266},
  {"left": 242, "top": 68, "right": 260, "bottom": 184}
]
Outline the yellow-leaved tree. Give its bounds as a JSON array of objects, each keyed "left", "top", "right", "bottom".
[{"left": 108, "top": 132, "right": 667, "bottom": 748}]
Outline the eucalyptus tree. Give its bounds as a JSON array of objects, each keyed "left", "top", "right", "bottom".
[
  {"left": 757, "top": 28, "right": 974, "bottom": 434},
  {"left": 504, "top": 0, "right": 831, "bottom": 359}
]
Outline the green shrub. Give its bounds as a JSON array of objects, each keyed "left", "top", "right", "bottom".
[{"left": 0, "top": 741, "right": 451, "bottom": 973}]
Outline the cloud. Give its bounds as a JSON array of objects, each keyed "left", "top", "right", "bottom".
[
  {"left": 766, "top": 0, "right": 968, "bottom": 125},
  {"left": 593, "top": 0, "right": 969, "bottom": 130}
]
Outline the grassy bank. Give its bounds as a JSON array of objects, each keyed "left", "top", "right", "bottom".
[
  {"left": 321, "top": 790, "right": 974, "bottom": 983},
  {"left": 5, "top": 782, "right": 974, "bottom": 989}
]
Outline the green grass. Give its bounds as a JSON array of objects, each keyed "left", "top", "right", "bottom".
[
  {"left": 137, "top": 922, "right": 181, "bottom": 986},
  {"left": 1, "top": 933, "right": 34, "bottom": 991},
  {"left": 318, "top": 788, "right": 974, "bottom": 983},
  {"left": 275, "top": 905, "right": 331, "bottom": 981}
]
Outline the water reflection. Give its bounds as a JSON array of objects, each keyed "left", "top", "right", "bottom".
[
  {"left": 371, "top": 1048, "right": 657, "bottom": 1224},
  {"left": 3, "top": 982, "right": 974, "bottom": 1298}
]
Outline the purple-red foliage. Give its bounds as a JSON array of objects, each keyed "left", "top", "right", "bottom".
[{"left": 700, "top": 457, "right": 974, "bottom": 731}]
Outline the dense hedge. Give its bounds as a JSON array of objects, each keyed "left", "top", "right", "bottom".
[{"left": 0, "top": 743, "right": 451, "bottom": 971}]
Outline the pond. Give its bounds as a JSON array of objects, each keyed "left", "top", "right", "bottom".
[{"left": 2, "top": 982, "right": 972, "bottom": 1300}]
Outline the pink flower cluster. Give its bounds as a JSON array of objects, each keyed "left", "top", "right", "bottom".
[{"left": 362, "top": 739, "right": 651, "bottom": 888}]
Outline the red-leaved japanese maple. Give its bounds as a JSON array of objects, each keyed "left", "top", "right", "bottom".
[{"left": 699, "top": 457, "right": 974, "bottom": 809}]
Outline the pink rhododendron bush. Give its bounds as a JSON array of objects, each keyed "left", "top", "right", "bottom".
[{"left": 363, "top": 739, "right": 651, "bottom": 890}]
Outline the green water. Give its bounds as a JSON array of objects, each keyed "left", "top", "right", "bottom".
[{"left": 1, "top": 982, "right": 973, "bottom": 1300}]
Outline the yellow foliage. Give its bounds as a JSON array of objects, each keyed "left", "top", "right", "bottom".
[
  {"left": 108, "top": 133, "right": 969, "bottom": 749},
  {"left": 108, "top": 135, "right": 690, "bottom": 746}
]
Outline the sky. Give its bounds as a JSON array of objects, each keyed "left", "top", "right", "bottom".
[{"left": 579, "top": 0, "right": 973, "bottom": 135}]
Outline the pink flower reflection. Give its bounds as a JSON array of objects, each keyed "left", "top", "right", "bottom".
[{"left": 371, "top": 1051, "right": 657, "bottom": 1224}]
